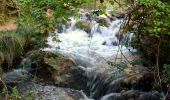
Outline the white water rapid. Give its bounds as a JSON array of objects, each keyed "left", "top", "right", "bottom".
[
  {"left": 44, "top": 12, "right": 134, "bottom": 69},
  {"left": 42, "top": 10, "right": 136, "bottom": 100}
]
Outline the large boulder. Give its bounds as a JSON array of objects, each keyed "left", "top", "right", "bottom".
[
  {"left": 17, "top": 82, "right": 88, "bottom": 100},
  {"left": 21, "top": 50, "right": 85, "bottom": 89}
]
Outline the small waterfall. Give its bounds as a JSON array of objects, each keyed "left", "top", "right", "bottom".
[
  {"left": 66, "top": 17, "right": 77, "bottom": 32},
  {"left": 44, "top": 10, "right": 136, "bottom": 100}
]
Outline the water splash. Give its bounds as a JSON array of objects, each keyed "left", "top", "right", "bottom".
[
  {"left": 42, "top": 11, "right": 137, "bottom": 100},
  {"left": 44, "top": 17, "right": 132, "bottom": 60}
]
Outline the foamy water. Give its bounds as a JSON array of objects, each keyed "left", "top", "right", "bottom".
[{"left": 44, "top": 13, "right": 135, "bottom": 67}]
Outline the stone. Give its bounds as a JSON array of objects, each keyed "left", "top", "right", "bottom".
[
  {"left": 138, "top": 92, "right": 162, "bottom": 100},
  {"left": 75, "top": 21, "right": 91, "bottom": 33},
  {"left": 23, "top": 50, "right": 85, "bottom": 90},
  {"left": 2, "top": 69, "right": 31, "bottom": 86},
  {"left": 17, "top": 82, "right": 87, "bottom": 100},
  {"left": 100, "top": 90, "right": 162, "bottom": 100},
  {"left": 116, "top": 13, "right": 126, "bottom": 19},
  {"left": 96, "top": 18, "right": 110, "bottom": 27}
]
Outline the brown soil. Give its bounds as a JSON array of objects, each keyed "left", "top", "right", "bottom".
[{"left": 0, "top": 22, "right": 17, "bottom": 32}]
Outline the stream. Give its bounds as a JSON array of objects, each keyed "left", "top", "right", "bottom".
[
  {"left": 1, "top": 9, "right": 164, "bottom": 100},
  {"left": 42, "top": 9, "right": 139, "bottom": 100},
  {"left": 45, "top": 9, "right": 135, "bottom": 69}
]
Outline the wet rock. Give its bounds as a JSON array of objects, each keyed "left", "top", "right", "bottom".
[
  {"left": 17, "top": 82, "right": 87, "bottom": 100},
  {"left": 75, "top": 21, "right": 91, "bottom": 33},
  {"left": 109, "top": 16, "right": 117, "bottom": 22},
  {"left": 101, "top": 93, "right": 124, "bottom": 100},
  {"left": 96, "top": 18, "right": 110, "bottom": 27},
  {"left": 100, "top": 90, "right": 162, "bottom": 100},
  {"left": 123, "top": 90, "right": 141, "bottom": 99},
  {"left": 85, "top": 13, "right": 92, "bottom": 20},
  {"left": 138, "top": 92, "right": 162, "bottom": 100},
  {"left": 65, "top": 22, "right": 72, "bottom": 29},
  {"left": 2, "top": 69, "right": 31, "bottom": 86},
  {"left": 109, "top": 11, "right": 126, "bottom": 19},
  {"left": 23, "top": 50, "right": 85, "bottom": 90},
  {"left": 83, "top": 63, "right": 156, "bottom": 99},
  {"left": 116, "top": 13, "right": 126, "bottom": 19},
  {"left": 56, "top": 24, "right": 64, "bottom": 33}
]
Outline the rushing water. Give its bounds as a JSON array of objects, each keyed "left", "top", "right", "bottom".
[
  {"left": 44, "top": 12, "right": 134, "bottom": 66},
  {"left": 43, "top": 11, "right": 136, "bottom": 100}
]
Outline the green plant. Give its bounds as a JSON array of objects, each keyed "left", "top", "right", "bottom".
[
  {"left": 0, "top": 33, "right": 24, "bottom": 67},
  {"left": 124, "top": 0, "right": 170, "bottom": 36},
  {"left": 9, "top": 87, "right": 21, "bottom": 100},
  {"left": 108, "top": 60, "right": 140, "bottom": 70},
  {"left": 97, "top": 18, "right": 109, "bottom": 27},
  {"left": 107, "top": 60, "right": 141, "bottom": 78},
  {"left": 18, "top": 0, "right": 91, "bottom": 34},
  {"left": 27, "top": 96, "right": 33, "bottom": 100},
  {"left": 122, "top": 0, "right": 170, "bottom": 67},
  {"left": 75, "top": 21, "right": 90, "bottom": 30},
  {"left": 0, "top": 28, "right": 31, "bottom": 68}
]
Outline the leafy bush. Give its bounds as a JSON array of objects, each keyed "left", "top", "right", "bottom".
[
  {"left": 125, "top": 0, "right": 170, "bottom": 36},
  {"left": 123, "top": 0, "right": 170, "bottom": 66},
  {"left": 18, "top": 0, "right": 90, "bottom": 34}
]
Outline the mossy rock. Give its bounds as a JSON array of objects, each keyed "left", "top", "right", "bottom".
[
  {"left": 96, "top": 18, "right": 109, "bottom": 27},
  {"left": 25, "top": 50, "right": 76, "bottom": 75},
  {"left": 75, "top": 21, "right": 91, "bottom": 33},
  {"left": 22, "top": 50, "right": 85, "bottom": 89}
]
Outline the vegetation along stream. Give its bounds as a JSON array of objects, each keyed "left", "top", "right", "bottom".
[{"left": 0, "top": 0, "right": 170, "bottom": 100}]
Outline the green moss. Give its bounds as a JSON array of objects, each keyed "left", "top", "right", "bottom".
[
  {"left": 75, "top": 21, "right": 90, "bottom": 30},
  {"left": 97, "top": 18, "right": 109, "bottom": 27}
]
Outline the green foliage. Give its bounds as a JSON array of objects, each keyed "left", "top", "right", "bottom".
[
  {"left": 0, "top": 86, "right": 21, "bottom": 100},
  {"left": 80, "top": 0, "right": 95, "bottom": 9},
  {"left": 126, "top": 0, "right": 170, "bottom": 37},
  {"left": 0, "top": 28, "right": 31, "bottom": 68},
  {"left": 30, "top": 38, "right": 48, "bottom": 49},
  {"left": 0, "top": 32, "right": 23, "bottom": 67},
  {"left": 97, "top": 18, "right": 109, "bottom": 27},
  {"left": 75, "top": 21, "right": 90, "bottom": 30},
  {"left": 18, "top": 0, "right": 89, "bottom": 34},
  {"left": 107, "top": 60, "right": 140, "bottom": 71},
  {"left": 9, "top": 86, "right": 21, "bottom": 100},
  {"left": 124, "top": 0, "right": 170, "bottom": 67}
]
